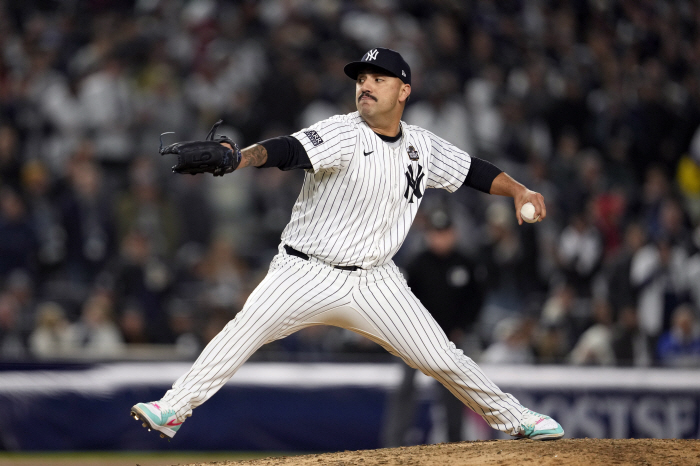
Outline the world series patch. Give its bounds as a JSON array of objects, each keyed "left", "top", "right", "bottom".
[{"left": 304, "top": 130, "right": 324, "bottom": 146}]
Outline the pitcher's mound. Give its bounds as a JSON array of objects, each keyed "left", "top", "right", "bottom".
[{"left": 181, "top": 438, "right": 700, "bottom": 465}]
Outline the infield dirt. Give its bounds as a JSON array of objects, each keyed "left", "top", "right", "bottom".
[{"left": 181, "top": 438, "right": 700, "bottom": 466}]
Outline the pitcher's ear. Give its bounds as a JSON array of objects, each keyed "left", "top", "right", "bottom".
[{"left": 400, "top": 84, "right": 411, "bottom": 103}]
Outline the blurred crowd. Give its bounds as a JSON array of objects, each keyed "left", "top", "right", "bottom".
[{"left": 0, "top": 0, "right": 699, "bottom": 367}]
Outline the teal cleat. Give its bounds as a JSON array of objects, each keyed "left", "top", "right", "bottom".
[
  {"left": 130, "top": 400, "right": 184, "bottom": 439},
  {"left": 513, "top": 407, "right": 565, "bottom": 440}
]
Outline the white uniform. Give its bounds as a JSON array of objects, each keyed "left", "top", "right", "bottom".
[{"left": 161, "top": 111, "right": 524, "bottom": 435}]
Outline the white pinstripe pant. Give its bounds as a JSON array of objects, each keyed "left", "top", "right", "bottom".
[{"left": 162, "top": 252, "right": 523, "bottom": 435}]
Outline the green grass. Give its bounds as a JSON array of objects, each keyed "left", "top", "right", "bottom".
[{"left": 0, "top": 451, "right": 301, "bottom": 466}]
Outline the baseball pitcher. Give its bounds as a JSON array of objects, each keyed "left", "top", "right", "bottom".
[{"left": 131, "top": 48, "right": 564, "bottom": 442}]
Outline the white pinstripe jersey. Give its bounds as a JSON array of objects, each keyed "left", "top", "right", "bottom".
[{"left": 282, "top": 111, "right": 472, "bottom": 269}]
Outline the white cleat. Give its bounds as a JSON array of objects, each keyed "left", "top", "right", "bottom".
[
  {"left": 130, "top": 400, "right": 184, "bottom": 439},
  {"left": 513, "top": 407, "right": 565, "bottom": 440}
]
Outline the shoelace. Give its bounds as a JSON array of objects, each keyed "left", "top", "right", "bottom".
[
  {"left": 151, "top": 403, "right": 176, "bottom": 422},
  {"left": 521, "top": 408, "right": 547, "bottom": 427}
]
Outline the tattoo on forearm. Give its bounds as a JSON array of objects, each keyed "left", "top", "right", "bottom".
[{"left": 241, "top": 144, "right": 268, "bottom": 168}]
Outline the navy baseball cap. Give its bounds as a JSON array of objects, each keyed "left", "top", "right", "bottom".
[{"left": 344, "top": 48, "right": 411, "bottom": 85}]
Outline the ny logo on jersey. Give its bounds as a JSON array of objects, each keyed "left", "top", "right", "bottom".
[
  {"left": 404, "top": 164, "right": 424, "bottom": 203},
  {"left": 365, "top": 49, "right": 379, "bottom": 61}
]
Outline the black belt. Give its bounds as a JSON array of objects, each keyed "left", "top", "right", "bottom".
[{"left": 284, "top": 245, "right": 361, "bottom": 271}]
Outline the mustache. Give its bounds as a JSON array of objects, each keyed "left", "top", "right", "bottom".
[{"left": 358, "top": 92, "right": 377, "bottom": 102}]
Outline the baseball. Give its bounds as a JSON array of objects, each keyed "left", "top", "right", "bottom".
[{"left": 520, "top": 202, "right": 540, "bottom": 223}]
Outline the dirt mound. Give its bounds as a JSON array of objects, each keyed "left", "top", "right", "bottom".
[{"left": 181, "top": 438, "right": 700, "bottom": 466}]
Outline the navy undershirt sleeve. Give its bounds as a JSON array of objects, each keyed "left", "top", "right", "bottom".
[
  {"left": 258, "top": 136, "right": 312, "bottom": 170},
  {"left": 464, "top": 157, "right": 503, "bottom": 194}
]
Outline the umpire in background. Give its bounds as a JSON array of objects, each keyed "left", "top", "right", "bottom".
[{"left": 383, "top": 207, "right": 485, "bottom": 446}]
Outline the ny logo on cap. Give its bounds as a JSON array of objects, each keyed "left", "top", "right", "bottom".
[{"left": 365, "top": 49, "right": 379, "bottom": 61}]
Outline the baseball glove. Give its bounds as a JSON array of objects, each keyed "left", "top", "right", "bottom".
[{"left": 159, "top": 120, "right": 242, "bottom": 176}]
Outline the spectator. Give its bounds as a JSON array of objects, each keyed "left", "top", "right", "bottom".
[
  {"left": 38, "top": 73, "right": 88, "bottom": 176},
  {"left": 537, "top": 283, "right": 583, "bottom": 364},
  {"left": 79, "top": 52, "right": 135, "bottom": 172},
  {"left": 465, "top": 65, "right": 504, "bottom": 157},
  {"left": 115, "top": 155, "right": 181, "bottom": 256},
  {"left": 249, "top": 167, "right": 304, "bottom": 254},
  {"left": 404, "top": 70, "right": 474, "bottom": 154},
  {"left": 557, "top": 206, "right": 604, "bottom": 298},
  {"left": 133, "top": 60, "right": 190, "bottom": 156},
  {"left": 68, "top": 291, "right": 125, "bottom": 358},
  {"left": 479, "top": 201, "right": 526, "bottom": 319},
  {"left": 0, "top": 124, "right": 22, "bottom": 190},
  {"left": 5, "top": 269, "right": 35, "bottom": 333},
  {"left": 656, "top": 304, "right": 700, "bottom": 368},
  {"left": 170, "top": 174, "right": 215, "bottom": 249},
  {"left": 58, "top": 158, "right": 115, "bottom": 287},
  {"left": 688, "top": 228, "right": 700, "bottom": 311},
  {"left": 21, "top": 159, "right": 66, "bottom": 281},
  {"left": 0, "top": 292, "right": 26, "bottom": 358},
  {"left": 549, "top": 130, "right": 585, "bottom": 220},
  {"left": 481, "top": 317, "right": 536, "bottom": 365},
  {"left": 112, "top": 228, "right": 174, "bottom": 344},
  {"left": 497, "top": 95, "right": 539, "bottom": 165},
  {"left": 631, "top": 235, "right": 689, "bottom": 346},
  {"left": 641, "top": 166, "right": 672, "bottom": 241},
  {"left": 676, "top": 151, "right": 700, "bottom": 225},
  {"left": 0, "top": 187, "right": 36, "bottom": 280},
  {"left": 167, "top": 299, "right": 201, "bottom": 358},
  {"left": 28, "top": 301, "right": 73, "bottom": 358},
  {"left": 604, "top": 222, "right": 647, "bottom": 320},
  {"left": 183, "top": 47, "right": 234, "bottom": 128},
  {"left": 658, "top": 197, "right": 692, "bottom": 249},
  {"left": 612, "top": 306, "right": 651, "bottom": 367},
  {"left": 569, "top": 300, "right": 616, "bottom": 366},
  {"left": 197, "top": 236, "right": 247, "bottom": 312},
  {"left": 118, "top": 300, "right": 149, "bottom": 345},
  {"left": 593, "top": 188, "right": 630, "bottom": 261}
]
